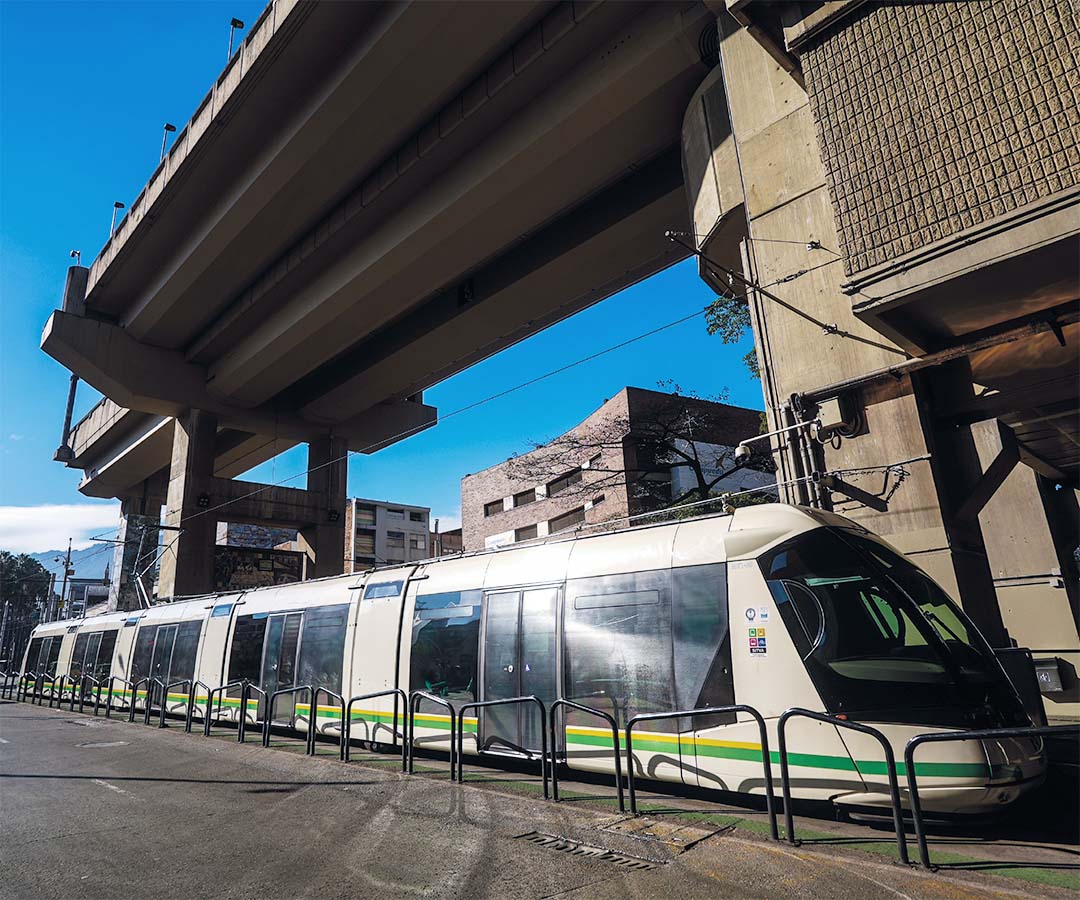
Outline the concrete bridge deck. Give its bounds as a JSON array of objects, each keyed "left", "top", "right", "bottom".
[{"left": 1, "top": 701, "right": 1076, "bottom": 900}]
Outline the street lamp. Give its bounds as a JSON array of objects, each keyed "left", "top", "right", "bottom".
[
  {"left": 227, "top": 17, "right": 245, "bottom": 61},
  {"left": 160, "top": 122, "right": 177, "bottom": 162},
  {"left": 109, "top": 201, "right": 125, "bottom": 236}
]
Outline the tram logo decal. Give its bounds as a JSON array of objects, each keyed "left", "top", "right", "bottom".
[{"left": 749, "top": 625, "right": 767, "bottom": 654}]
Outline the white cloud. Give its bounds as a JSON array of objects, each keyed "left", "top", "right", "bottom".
[
  {"left": 8, "top": 434, "right": 24, "bottom": 441},
  {"left": 431, "top": 508, "right": 462, "bottom": 531},
  {"left": 0, "top": 503, "right": 121, "bottom": 553}
]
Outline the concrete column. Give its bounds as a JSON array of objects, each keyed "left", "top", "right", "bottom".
[
  {"left": 915, "top": 362, "right": 1008, "bottom": 646},
  {"left": 157, "top": 410, "right": 218, "bottom": 598},
  {"left": 107, "top": 472, "right": 167, "bottom": 612},
  {"left": 300, "top": 435, "right": 347, "bottom": 579}
]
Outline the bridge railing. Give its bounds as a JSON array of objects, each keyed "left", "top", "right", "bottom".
[{"left": 455, "top": 696, "right": 548, "bottom": 798}]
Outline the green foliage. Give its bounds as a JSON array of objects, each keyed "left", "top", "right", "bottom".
[
  {"left": 705, "top": 295, "right": 759, "bottom": 380},
  {"left": 0, "top": 551, "right": 52, "bottom": 604},
  {"left": 704, "top": 296, "right": 751, "bottom": 343}
]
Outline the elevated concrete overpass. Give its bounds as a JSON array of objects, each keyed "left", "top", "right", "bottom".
[{"left": 45, "top": 0, "right": 719, "bottom": 598}]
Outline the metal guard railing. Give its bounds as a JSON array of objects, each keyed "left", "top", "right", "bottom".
[
  {"left": 185, "top": 681, "right": 214, "bottom": 733},
  {"left": 263, "top": 685, "right": 316, "bottom": 751},
  {"left": 204, "top": 681, "right": 244, "bottom": 736},
  {"left": 778, "top": 708, "right": 908, "bottom": 864},
  {"left": 310, "top": 688, "right": 346, "bottom": 757},
  {"left": 625, "top": 705, "right": 779, "bottom": 841},
  {"left": 549, "top": 699, "right": 624, "bottom": 812},
  {"left": 343, "top": 688, "right": 409, "bottom": 770},
  {"left": 455, "top": 696, "right": 549, "bottom": 799},
  {"left": 905, "top": 723, "right": 1080, "bottom": 870},
  {"left": 408, "top": 690, "right": 458, "bottom": 780}
]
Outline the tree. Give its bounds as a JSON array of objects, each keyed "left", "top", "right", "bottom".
[
  {"left": 0, "top": 552, "right": 52, "bottom": 667},
  {"left": 705, "top": 295, "right": 759, "bottom": 379},
  {"left": 505, "top": 384, "right": 776, "bottom": 521}
]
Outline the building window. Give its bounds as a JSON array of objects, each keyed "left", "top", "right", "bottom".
[
  {"left": 409, "top": 533, "right": 426, "bottom": 551},
  {"left": 515, "top": 524, "right": 538, "bottom": 542},
  {"left": 387, "top": 530, "right": 405, "bottom": 549},
  {"left": 355, "top": 504, "right": 376, "bottom": 526},
  {"left": 547, "top": 468, "right": 582, "bottom": 497},
  {"left": 387, "top": 508, "right": 405, "bottom": 520},
  {"left": 354, "top": 530, "right": 375, "bottom": 556},
  {"left": 591, "top": 494, "right": 605, "bottom": 507},
  {"left": 588, "top": 453, "right": 602, "bottom": 469},
  {"left": 513, "top": 489, "right": 536, "bottom": 508},
  {"left": 409, "top": 511, "right": 425, "bottom": 523},
  {"left": 549, "top": 506, "right": 585, "bottom": 533},
  {"left": 484, "top": 499, "right": 504, "bottom": 517}
]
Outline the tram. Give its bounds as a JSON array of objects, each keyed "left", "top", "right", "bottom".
[{"left": 20, "top": 503, "right": 1044, "bottom": 816}]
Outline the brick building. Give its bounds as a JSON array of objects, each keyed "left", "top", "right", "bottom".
[
  {"left": 462, "top": 387, "right": 774, "bottom": 550},
  {"left": 344, "top": 498, "right": 431, "bottom": 572}
]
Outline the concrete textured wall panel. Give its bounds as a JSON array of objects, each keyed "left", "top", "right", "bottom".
[{"left": 802, "top": 0, "right": 1080, "bottom": 275}]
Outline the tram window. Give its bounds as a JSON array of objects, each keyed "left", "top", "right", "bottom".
[
  {"left": 672, "top": 564, "right": 734, "bottom": 729},
  {"left": 93, "top": 630, "right": 118, "bottom": 680},
  {"left": 410, "top": 590, "right": 482, "bottom": 702},
  {"left": 297, "top": 604, "right": 349, "bottom": 693},
  {"left": 564, "top": 571, "right": 674, "bottom": 732},
  {"left": 364, "top": 581, "right": 403, "bottom": 600},
  {"left": 69, "top": 633, "right": 91, "bottom": 683},
  {"left": 44, "top": 636, "right": 62, "bottom": 676},
  {"left": 130, "top": 627, "right": 156, "bottom": 681},
  {"left": 227, "top": 615, "right": 268, "bottom": 684},
  {"left": 24, "top": 637, "right": 42, "bottom": 672},
  {"left": 170, "top": 621, "right": 203, "bottom": 684}
]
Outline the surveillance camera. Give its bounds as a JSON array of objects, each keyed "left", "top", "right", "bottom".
[{"left": 734, "top": 444, "right": 752, "bottom": 463}]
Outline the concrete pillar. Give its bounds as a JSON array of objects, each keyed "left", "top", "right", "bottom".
[
  {"left": 157, "top": 410, "right": 218, "bottom": 598},
  {"left": 300, "top": 435, "right": 347, "bottom": 579},
  {"left": 107, "top": 472, "right": 167, "bottom": 612},
  {"left": 915, "top": 362, "right": 1008, "bottom": 645}
]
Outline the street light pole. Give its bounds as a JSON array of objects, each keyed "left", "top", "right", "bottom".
[
  {"left": 57, "top": 539, "right": 73, "bottom": 622},
  {"left": 160, "top": 123, "right": 177, "bottom": 162},
  {"left": 227, "top": 17, "right": 245, "bottom": 61},
  {"left": 110, "top": 201, "right": 125, "bottom": 236}
]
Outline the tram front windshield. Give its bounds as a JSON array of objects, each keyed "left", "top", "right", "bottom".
[{"left": 760, "top": 527, "right": 1028, "bottom": 728}]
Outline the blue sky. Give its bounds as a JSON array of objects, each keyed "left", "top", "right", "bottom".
[{"left": 0, "top": 1, "right": 761, "bottom": 554}]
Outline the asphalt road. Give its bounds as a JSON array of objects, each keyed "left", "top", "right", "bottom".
[{"left": 0, "top": 701, "right": 1072, "bottom": 900}]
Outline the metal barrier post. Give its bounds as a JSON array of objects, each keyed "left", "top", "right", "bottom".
[
  {"left": 549, "top": 699, "right": 624, "bottom": 812},
  {"left": 262, "top": 685, "right": 314, "bottom": 749},
  {"left": 625, "top": 705, "right": 778, "bottom": 841},
  {"left": 408, "top": 690, "right": 457, "bottom": 780},
  {"left": 310, "top": 688, "right": 346, "bottom": 758},
  {"left": 157, "top": 679, "right": 192, "bottom": 728},
  {"left": 144, "top": 678, "right": 166, "bottom": 725},
  {"left": 778, "top": 708, "right": 907, "bottom": 863},
  {"left": 128, "top": 678, "right": 150, "bottom": 722},
  {"left": 456, "top": 696, "right": 549, "bottom": 799},
  {"left": 106, "top": 677, "right": 134, "bottom": 718},
  {"left": 186, "top": 681, "right": 212, "bottom": 732},
  {"left": 16, "top": 671, "right": 35, "bottom": 703},
  {"left": 204, "top": 681, "right": 244, "bottom": 737},
  {"left": 343, "top": 688, "right": 409, "bottom": 770},
  {"left": 239, "top": 682, "right": 267, "bottom": 743},
  {"left": 38, "top": 674, "right": 56, "bottom": 707},
  {"left": 905, "top": 723, "right": 1079, "bottom": 870}
]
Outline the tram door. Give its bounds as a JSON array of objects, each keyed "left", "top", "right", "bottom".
[
  {"left": 481, "top": 588, "right": 558, "bottom": 753},
  {"left": 261, "top": 612, "right": 302, "bottom": 720}
]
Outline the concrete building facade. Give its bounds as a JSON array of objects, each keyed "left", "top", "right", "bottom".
[
  {"left": 462, "top": 387, "right": 773, "bottom": 550},
  {"left": 344, "top": 498, "right": 430, "bottom": 572},
  {"left": 683, "top": 0, "right": 1078, "bottom": 717}
]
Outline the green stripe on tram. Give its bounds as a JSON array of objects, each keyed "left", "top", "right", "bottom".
[{"left": 564, "top": 731, "right": 990, "bottom": 779}]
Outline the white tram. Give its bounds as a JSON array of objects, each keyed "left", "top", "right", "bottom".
[{"left": 21, "top": 504, "right": 1044, "bottom": 816}]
